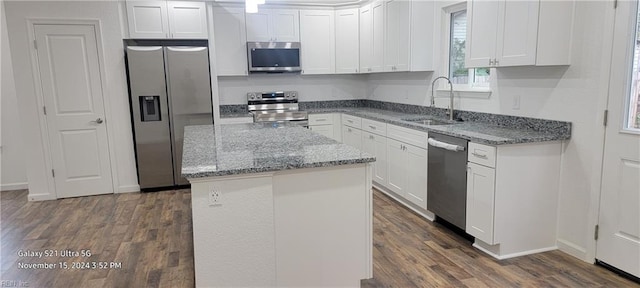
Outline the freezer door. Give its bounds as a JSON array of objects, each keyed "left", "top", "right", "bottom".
[
  {"left": 164, "top": 46, "right": 213, "bottom": 185},
  {"left": 127, "top": 46, "right": 175, "bottom": 189}
]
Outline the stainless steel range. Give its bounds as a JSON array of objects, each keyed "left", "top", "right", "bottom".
[{"left": 247, "top": 91, "right": 308, "bottom": 126}]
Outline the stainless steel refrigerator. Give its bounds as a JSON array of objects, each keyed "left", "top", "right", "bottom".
[{"left": 126, "top": 45, "right": 213, "bottom": 190}]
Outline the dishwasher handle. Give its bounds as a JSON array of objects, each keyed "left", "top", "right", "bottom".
[{"left": 428, "top": 138, "right": 466, "bottom": 152}]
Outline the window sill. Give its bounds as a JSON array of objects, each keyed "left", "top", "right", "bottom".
[{"left": 436, "top": 88, "right": 492, "bottom": 99}]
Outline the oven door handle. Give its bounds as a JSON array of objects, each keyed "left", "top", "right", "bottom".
[{"left": 428, "top": 138, "right": 466, "bottom": 152}]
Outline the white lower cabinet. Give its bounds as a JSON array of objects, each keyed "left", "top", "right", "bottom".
[
  {"left": 309, "top": 113, "right": 341, "bottom": 142},
  {"left": 309, "top": 125, "right": 334, "bottom": 139},
  {"left": 464, "top": 141, "right": 563, "bottom": 259},
  {"left": 362, "top": 132, "right": 387, "bottom": 185},
  {"left": 342, "top": 125, "right": 362, "bottom": 150},
  {"left": 386, "top": 138, "right": 427, "bottom": 209},
  {"left": 466, "top": 161, "right": 496, "bottom": 244}
]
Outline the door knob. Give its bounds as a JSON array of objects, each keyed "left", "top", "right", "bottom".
[{"left": 92, "top": 118, "right": 104, "bottom": 124}]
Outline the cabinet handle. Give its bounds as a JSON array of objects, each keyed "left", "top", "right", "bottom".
[
  {"left": 472, "top": 152, "right": 488, "bottom": 159},
  {"left": 356, "top": 69, "right": 358, "bottom": 73},
  {"left": 495, "top": 59, "right": 499, "bottom": 66},
  {"left": 316, "top": 119, "right": 326, "bottom": 122},
  {"left": 348, "top": 128, "right": 352, "bottom": 132},
  {"left": 489, "top": 59, "right": 493, "bottom": 66},
  {"left": 369, "top": 125, "right": 376, "bottom": 130},
  {"left": 369, "top": 135, "right": 374, "bottom": 140}
]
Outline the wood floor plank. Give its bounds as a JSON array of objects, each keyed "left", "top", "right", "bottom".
[{"left": 1, "top": 188, "right": 638, "bottom": 287}]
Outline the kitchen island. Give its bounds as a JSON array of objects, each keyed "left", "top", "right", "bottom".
[{"left": 181, "top": 123, "right": 375, "bottom": 287}]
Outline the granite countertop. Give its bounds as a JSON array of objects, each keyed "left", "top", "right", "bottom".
[
  {"left": 181, "top": 123, "right": 375, "bottom": 178},
  {"left": 304, "top": 107, "right": 570, "bottom": 145}
]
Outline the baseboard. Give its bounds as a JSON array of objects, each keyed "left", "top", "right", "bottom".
[
  {"left": 557, "top": 238, "right": 588, "bottom": 261},
  {"left": 117, "top": 185, "right": 140, "bottom": 193},
  {"left": 373, "top": 183, "right": 435, "bottom": 222},
  {"left": 472, "top": 242, "right": 557, "bottom": 260},
  {"left": 1, "top": 182, "right": 28, "bottom": 191},
  {"left": 28, "top": 193, "right": 56, "bottom": 201}
]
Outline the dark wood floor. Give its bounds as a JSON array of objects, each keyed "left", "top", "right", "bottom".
[{"left": 1, "top": 188, "right": 637, "bottom": 287}]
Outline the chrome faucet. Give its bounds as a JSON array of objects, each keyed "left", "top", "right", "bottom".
[{"left": 431, "top": 76, "right": 455, "bottom": 121}]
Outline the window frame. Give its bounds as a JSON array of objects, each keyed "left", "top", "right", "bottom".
[{"left": 440, "top": 2, "right": 492, "bottom": 95}]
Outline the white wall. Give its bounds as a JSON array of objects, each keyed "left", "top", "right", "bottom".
[
  {"left": 366, "top": 1, "right": 612, "bottom": 262},
  {"left": 4, "top": 1, "right": 139, "bottom": 200},
  {"left": 0, "top": 1, "right": 28, "bottom": 191},
  {"left": 218, "top": 74, "right": 367, "bottom": 105}
]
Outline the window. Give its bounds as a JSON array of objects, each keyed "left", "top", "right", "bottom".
[
  {"left": 628, "top": 5, "right": 640, "bottom": 130},
  {"left": 445, "top": 4, "right": 490, "bottom": 89}
]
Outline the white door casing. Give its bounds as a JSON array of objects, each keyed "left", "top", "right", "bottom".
[
  {"left": 33, "top": 24, "right": 114, "bottom": 198},
  {"left": 596, "top": 0, "right": 640, "bottom": 278}
]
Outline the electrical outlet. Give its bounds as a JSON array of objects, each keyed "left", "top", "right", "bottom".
[
  {"left": 512, "top": 95, "right": 521, "bottom": 110},
  {"left": 208, "top": 189, "right": 222, "bottom": 206}
]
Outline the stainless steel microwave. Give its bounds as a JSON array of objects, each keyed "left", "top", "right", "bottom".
[{"left": 247, "top": 42, "right": 301, "bottom": 73}]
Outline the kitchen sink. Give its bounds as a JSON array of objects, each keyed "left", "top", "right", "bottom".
[{"left": 403, "top": 118, "right": 459, "bottom": 126}]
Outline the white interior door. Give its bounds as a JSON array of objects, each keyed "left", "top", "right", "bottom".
[
  {"left": 596, "top": 1, "right": 640, "bottom": 278},
  {"left": 34, "top": 24, "right": 113, "bottom": 198}
]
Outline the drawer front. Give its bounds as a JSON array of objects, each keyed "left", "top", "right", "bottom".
[
  {"left": 219, "top": 117, "right": 254, "bottom": 124},
  {"left": 468, "top": 142, "right": 497, "bottom": 168},
  {"left": 309, "top": 113, "right": 334, "bottom": 125},
  {"left": 342, "top": 114, "right": 362, "bottom": 129},
  {"left": 387, "top": 124, "right": 427, "bottom": 148},
  {"left": 362, "top": 119, "right": 387, "bottom": 136}
]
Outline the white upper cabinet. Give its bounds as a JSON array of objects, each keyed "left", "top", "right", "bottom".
[
  {"left": 409, "top": 0, "right": 435, "bottom": 71},
  {"left": 359, "top": 1, "right": 384, "bottom": 73},
  {"left": 300, "top": 10, "right": 335, "bottom": 75},
  {"left": 383, "top": 0, "right": 410, "bottom": 72},
  {"left": 335, "top": 8, "right": 359, "bottom": 74},
  {"left": 359, "top": 4, "right": 373, "bottom": 73},
  {"left": 126, "top": 1, "right": 170, "bottom": 38},
  {"left": 371, "top": 1, "right": 385, "bottom": 72},
  {"left": 466, "top": 0, "right": 573, "bottom": 68},
  {"left": 246, "top": 9, "right": 300, "bottom": 42},
  {"left": 213, "top": 7, "right": 248, "bottom": 76},
  {"left": 126, "top": 1, "right": 207, "bottom": 39},
  {"left": 167, "top": 1, "right": 207, "bottom": 38}
]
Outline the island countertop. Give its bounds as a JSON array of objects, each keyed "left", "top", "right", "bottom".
[{"left": 181, "top": 123, "right": 375, "bottom": 178}]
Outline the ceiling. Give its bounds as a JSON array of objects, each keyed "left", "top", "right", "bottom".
[{"left": 215, "top": 0, "right": 364, "bottom": 7}]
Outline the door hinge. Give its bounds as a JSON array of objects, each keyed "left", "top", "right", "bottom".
[
  {"left": 43, "top": 106, "right": 47, "bottom": 115},
  {"left": 33, "top": 40, "right": 37, "bottom": 50},
  {"left": 603, "top": 110, "right": 609, "bottom": 126},
  {"left": 52, "top": 169, "right": 55, "bottom": 178},
  {"left": 594, "top": 224, "right": 599, "bottom": 240}
]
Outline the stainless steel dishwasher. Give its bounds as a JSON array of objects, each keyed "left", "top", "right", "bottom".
[{"left": 427, "top": 132, "right": 468, "bottom": 230}]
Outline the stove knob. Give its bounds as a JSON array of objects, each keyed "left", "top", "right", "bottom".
[
  {"left": 248, "top": 93, "right": 255, "bottom": 100},
  {"left": 290, "top": 92, "right": 297, "bottom": 99},
  {"left": 256, "top": 94, "right": 262, "bottom": 99}
]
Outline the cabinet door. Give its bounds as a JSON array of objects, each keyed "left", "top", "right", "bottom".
[
  {"left": 495, "top": 0, "right": 539, "bottom": 67},
  {"left": 359, "top": 4, "right": 373, "bottom": 73},
  {"left": 300, "top": 10, "right": 335, "bottom": 74},
  {"left": 466, "top": 162, "right": 496, "bottom": 244},
  {"left": 370, "top": 0, "right": 385, "bottom": 72},
  {"left": 342, "top": 125, "right": 362, "bottom": 150},
  {"left": 405, "top": 145, "right": 427, "bottom": 209},
  {"left": 335, "top": 8, "right": 360, "bottom": 74},
  {"left": 386, "top": 138, "right": 407, "bottom": 196},
  {"left": 270, "top": 9, "right": 300, "bottom": 42},
  {"left": 465, "top": 0, "right": 499, "bottom": 68},
  {"left": 246, "top": 11, "right": 272, "bottom": 41},
  {"left": 126, "top": 0, "right": 170, "bottom": 38},
  {"left": 213, "top": 7, "right": 248, "bottom": 76},
  {"left": 309, "top": 125, "right": 335, "bottom": 139},
  {"left": 363, "top": 132, "right": 388, "bottom": 185},
  {"left": 167, "top": 1, "right": 207, "bottom": 39},
  {"left": 383, "top": 0, "right": 410, "bottom": 72}
]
